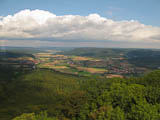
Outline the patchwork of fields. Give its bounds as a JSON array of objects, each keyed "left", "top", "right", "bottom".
[
  {"left": 1, "top": 48, "right": 154, "bottom": 78},
  {"left": 35, "top": 53, "right": 108, "bottom": 76},
  {"left": 33, "top": 50, "right": 150, "bottom": 77}
]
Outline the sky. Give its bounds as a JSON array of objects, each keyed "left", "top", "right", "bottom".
[{"left": 0, "top": 0, "right": 160, "bottom": 48}]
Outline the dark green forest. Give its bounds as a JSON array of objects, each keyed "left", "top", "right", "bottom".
[{"left": 1, "top": 65, "right": 160, "bottom": 120}]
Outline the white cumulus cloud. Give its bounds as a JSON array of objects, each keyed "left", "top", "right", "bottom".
[{"left": 0, "top": 9, "right": 160, "bottom": 44}]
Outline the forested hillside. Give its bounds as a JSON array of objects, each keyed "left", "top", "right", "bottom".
[{"left": 1, "top": 66, "right": 160, "bottom": 120}]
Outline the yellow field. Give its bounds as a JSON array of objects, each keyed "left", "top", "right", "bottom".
[
  {"left": 8, "top": 57, "right": 34, "bottom": 61},
  {"left": 72, "top": 56, "right": 92, "bottom": 61},
  {"left": 39, "top": 63, "right": 68, "bottom": 70},
  {"left": 53, "top": 55, "right": 65, "bottom": 57},
  {"left": 39, "top": 58, "right": 50, "bottom": 62},
  {"left": 52, "top": 55, "right": 68, "bottom": 59},
  {"left": 52, "top": 60, "right": 60, "bottom": 64},
  {"left": 51, "top": 66, "right": 68, "bottom": 69},
  {"left": 76, "top": 66, "right": 107, "bottom": 74},
  {"left": 86, "top": 68, "right": 107, "bottom": 73},
  {"left": 34, "top": 53, "right": 53, "bottom": 57},
  {"left": 71, "top": 56, "right": 101, "bottom": 62},
  {"left": 106, "top": 74, "right": 124, "bottom": 78}
]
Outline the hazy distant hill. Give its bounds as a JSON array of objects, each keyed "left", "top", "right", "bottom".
[
  {"left": 60, "top": 47, "right": 160, "bottom": 69},
  {"left": 58, "top": 47, "right": 132, "bottom": 58},
  {"left": 0, "top": 46, "right": 73, "bottom": 54}
]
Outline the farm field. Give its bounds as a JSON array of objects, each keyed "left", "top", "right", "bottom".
[
  {"left": 33, "top": 48, "right": 152, "bottom": 77},
  {"left": 1, "top": 47, "right": 156, "bottom": 77},
  {"left": 35, "top": 53, "right": 107, "bottom": 76}
]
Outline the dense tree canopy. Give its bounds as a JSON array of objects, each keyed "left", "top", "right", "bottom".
[{"left": 0, "top": 67, "right": 160, "bottom": 120}]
